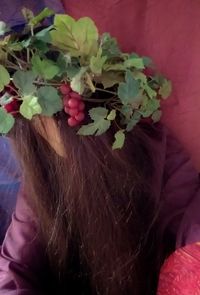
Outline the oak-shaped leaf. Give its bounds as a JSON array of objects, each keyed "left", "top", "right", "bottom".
[
  {"left": 101, "top": 33, "right": 121, "bottom": 58},
  {"left": 51, "top": 15, "right": 98, "bottom": 57},
  {"left": 78, "top": 107, "right": 111, "bottom": 136}
]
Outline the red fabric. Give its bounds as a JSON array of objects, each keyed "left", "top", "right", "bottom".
[
  {"left": 61, "top": 0, "right": 200, "bottom": 169},
  {"left": 158, "top": 243, "right": 200, "bottom": 295}
]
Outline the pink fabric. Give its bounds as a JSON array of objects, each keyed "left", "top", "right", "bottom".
[
  {"left": 62, "top": 0, "right": 200, "bottom": 169},
  {"left": 158, "top": 243, "right": 200, "bottom": 295}
]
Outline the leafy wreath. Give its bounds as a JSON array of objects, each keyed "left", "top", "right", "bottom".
[{"left": 0, "top": 7, "right": 172, "bottom": 149}]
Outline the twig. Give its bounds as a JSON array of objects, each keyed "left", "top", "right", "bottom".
[
  {"left": 95, "top": 87, "right": 117, "bottom": 96},
  {"left": 33, "top": 80, "right": 62, "bottom": 87},
  {"left": 6, "top": 85, "right": 18, "bottom": 94},
  {"left": 26, "top": 48, "right": 30, "bottom": 63}
]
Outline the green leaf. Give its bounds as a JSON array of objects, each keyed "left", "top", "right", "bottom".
[
  {"left": 8, "top": 42, "right": 23, "bottom": 51},
  {"left": 37, "top": 86, "right": 62, "bottom": 116},
  {"left": 51, "top": 15, "right": 98, "bottom": 57},
  {"left": 124, "top": 57, "right": 145, "bottom": 70},
  {"left": 112, "top": 130, "right": 125, "bottom": 149},
  {"left": 0, "top": 48, "right": 7, "bottom": 62},
  {"left": 0, "top": 21, "right": 9, "bottom": 36},
  {"left": 142, "top": 56, "right": 153, "bottom": 67},
  {"left": 151, "top": 110, "right": 162, "bottom": 122},
  {"left": 21, "top": 37, "right": 32, "bottom": 48},
  {"left": 126, "top": 111, "right": 141, "bottom": 132},
  {"left": 101, "top": 33, "right": 121, "bottom": 58},
  {"left": 100, "top": 71, "right": 123, "bottom": 89},
  {"left": 120, "top": 105, "right": 133, "bottom": 120},
  {"left": 78, "top": 123, "right": 99, "bottom": 136},
  {"left": 132, "top": 71, "right": 147, "bottom": 85},
  {"left": 20, "top": 95, "right": 42, "bottom": 119},
  {"left": 140, "top": 97, "right": 160, "bottom": 118},
  {"left": 35, "top": 26, "right": 53, "bottom": 43},
  {"left": 13, "top": 70, "right": 36, "bottom": 95},
  {"left": 31, "top": 55, "right": 60, "bottom": 80},
  {"left": 90, "top": 48, "right": 107, "bottom": 75},
  {"left": 78, "top": 120, "right": 111, "bottom": 136},
  {"left": 159, "top": 79, "right": 172, "bottom": 99},
  {"left": 0, "top": 107, "right": 14, "bottom": 134},
  {"left": 85, "top": 73, "right": 96, "bottom": 92},
  {"left": 66, "top": 65, "right": 80, "bottom": 79},
  {"left": 107, "top": 110, "right": 116, "bottom": 121},
  {"left": 118, "top": 70, "right": 140, "bottom": 105},
  {"left": 29, "top": 8, "right": 55, "bottom": 26},
  {"left": 0, "top": 65, "right": 10, "bottom": 91},
  {"left": 144, "top": 84, "right": 157, "bottom": 99},
  {"left": 70, "top": 67, "right": 87, "bottom": 94},
  {"left": 32, "top": 40, "right": 49, "bottom": 52},
  {"left": 89, "top": 107, "right": 108, "bottom": 120},
  {"left": 57, "top": 54, "right": 80, "bottom": 78},
  {"left": 103, "top": 63, "right": 126, "bottom": 71},
  {"left": 78, "top": 107, "right": 111, "bottom": 136}
]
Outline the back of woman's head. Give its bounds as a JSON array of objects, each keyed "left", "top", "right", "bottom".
[{"left": 11, "top": 113, "right": 162, "bottom": 295}]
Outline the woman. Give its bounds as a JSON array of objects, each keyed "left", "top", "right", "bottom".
[{"left": 0, "top": 114, "right": 200, "bottom": 295}]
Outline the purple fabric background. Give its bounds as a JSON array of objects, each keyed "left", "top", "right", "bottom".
[{"left": 0, "top": 0, "right": 64, "bottom": 27}]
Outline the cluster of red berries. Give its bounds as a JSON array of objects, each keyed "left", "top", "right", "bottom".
[{"left": 59, "top": 83, "right": 85, "bottom": 127}]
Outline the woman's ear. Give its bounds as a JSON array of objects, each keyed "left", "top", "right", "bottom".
[{"left": 33, "top": 116, "right": 66, "bottom": 157}]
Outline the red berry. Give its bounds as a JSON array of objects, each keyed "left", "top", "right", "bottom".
[
  {"left": 63, "top": 96, "right": 70, "bottom": 107},
  {"left": 59, "top": 84, "right": 71, "bottom": 95},
  {"left": 64, "top": 106, "right": 70, "bottom": 114},
  {"left": 75, "top": 112, "right": 85, "bottom": 122},
  {"left": 78, "top": 101, "right": 85, "bottom": 111},
  {"left": 70, "top": 92, "right": 82, "bottom": 100},
  {"left": 64, "top": 94, "right": 70, "bottom": 100},
  {"left": 68, "top": 98, "right": 79, "bottom": 108},
  {"left": 4, "top": 99, "right": 20, "bottom": 113},
  {"left": 68, "top": 117, "right": 79, "bottom": 127},
  {"left": 69, "top": 108, "right": 79, "bottom": 117},
  {"left": 4, "top": 103, "right": 13, "bottom": 113}
]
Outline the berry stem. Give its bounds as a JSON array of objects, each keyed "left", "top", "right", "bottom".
[
  {"left": 83, "top": 96, "right": 116, "bottom": 103},
  {"left": 6, "top": 85, "right": 18, "bottom": 94},
  {"left": 93, "top": 87, "right": 117, "bottom": 96},
  {"left": 33, "top": 80, "right": 63, "bottom": 87}
]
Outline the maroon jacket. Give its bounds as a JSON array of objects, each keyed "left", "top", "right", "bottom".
[{"left": 0, "top": 129, "right": 200, "bottom": 294}]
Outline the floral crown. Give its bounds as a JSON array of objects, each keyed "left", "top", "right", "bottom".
[{"left": 0, "top": 7, "right": 172, "bottom": 149}]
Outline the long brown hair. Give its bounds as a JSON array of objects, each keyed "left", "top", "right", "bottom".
[{"left": 11, "top": 112, "right": 164, "bottom": 295}]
